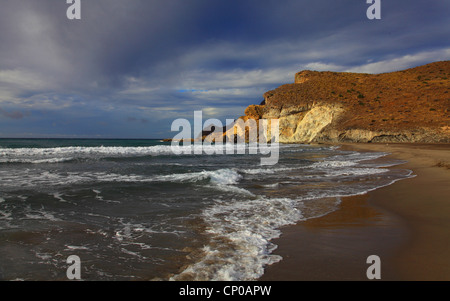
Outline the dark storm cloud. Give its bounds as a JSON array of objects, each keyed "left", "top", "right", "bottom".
[
  {"left": 0, "top": 0, "right": 449, "bottom": 138},
  {"left": 0, "top": 0, "right": 200, "bottom": 89},
  {"left": 0, "top": 107, "right": 25, "bottom": 119}
]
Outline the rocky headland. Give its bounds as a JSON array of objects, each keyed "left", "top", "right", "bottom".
[{"left": 220, "top": 61, "right": 450, "bottom": 144}]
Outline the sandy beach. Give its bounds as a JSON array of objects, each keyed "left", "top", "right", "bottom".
[{"left": 260, "top": 143, "right": 450, "bottom": 281}]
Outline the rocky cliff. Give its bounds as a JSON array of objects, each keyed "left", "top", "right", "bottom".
[{"left": 237, "top": 61, "right": 450, "bottom": 143}]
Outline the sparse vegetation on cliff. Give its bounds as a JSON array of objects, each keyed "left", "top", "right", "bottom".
[{"left": 238, "top": 61, "right": 450, "bottom": 143}]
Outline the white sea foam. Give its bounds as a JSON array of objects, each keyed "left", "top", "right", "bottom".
[
  {"left": 53, "top": 192, "right": 68, "bottom": 203},
  {"left": 241, "top": 166, "right": 296, "bottom": 175},
  {"left": 174, "top": 168, "right": 412, "bottom": 281},
  {"left": 262, "top": 183, "right": 279, "bottom": 188},
  {"left": 206, "top": 183, "right": 255, "bottom": 197},
  {"left": 0, "top": 209, "right": 12, "bottom": 220},
  {"left": 0, "top": 146, "right": 176, "bottom": 165},
  {"left": 324, "top": 167, "right": 388, "bottom": 177},
  {"left": 172, "top": 196, "right": 304, "bottom": 281},
  {"left": 92, "top": 189, "right": 105, "bottom": 201},
  {"left": 326, "top": 151, "right": 388, "bottom": 163},
  {"left": 0, "top": 144, "right": 261, "bottom": 163},
  {"left": 172, "top": 155, "right": 414, "bottom": 281},
  {"left": 0, "top": 157, "right": 74, "bottom": 164},
  {"left": 0, "top": 168, "right": 245, "bottom": 191},
  {"left": 65, "top": 245, "right": 90, "bottom": 251},
  {"left": 311, "top": 160, "right": 358, "bottom": 168},
  {"left": 310, "top": 155, "right": 391, "bottom": 177},
  {"left": 158, "top": 168, "right": 255, "bottom": 195},
  {"left": 206, "top": 168, "right": 242, "bottom": 185},
  {"left": 25, "top": 209, "right": 61, "bottom": 222}
]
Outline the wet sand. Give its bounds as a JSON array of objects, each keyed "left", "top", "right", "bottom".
[{"left": 260, "top": 143, "right": 450, "bottom": 281}]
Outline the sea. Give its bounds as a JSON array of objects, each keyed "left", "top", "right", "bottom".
[{"left": 0, "top": 138, "right": 413, "bottom": 281}]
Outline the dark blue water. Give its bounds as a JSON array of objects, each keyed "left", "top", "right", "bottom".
[{"left": 0, "top": 139, "right": 412, "bottom": 280}]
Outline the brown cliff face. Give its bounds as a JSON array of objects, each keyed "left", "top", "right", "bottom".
[{"left": 242, "top": 61, "right": 450, "bottom": 143}]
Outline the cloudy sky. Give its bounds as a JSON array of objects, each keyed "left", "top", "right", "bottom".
[{"left": 0, "top": 0, "right": 449, "bottom": 138}]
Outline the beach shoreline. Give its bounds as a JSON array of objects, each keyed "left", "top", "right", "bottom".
[{"left": 260, "top": 143, "right": 450, "bottom": 281}]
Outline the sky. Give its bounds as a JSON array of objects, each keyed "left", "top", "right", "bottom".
[{"left": 0, "top": 0, "right": 449, "bottom": 139}]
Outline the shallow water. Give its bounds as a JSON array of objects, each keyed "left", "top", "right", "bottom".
[{"left": 0, "top": 139, "right": 412, "bottom": 280}]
